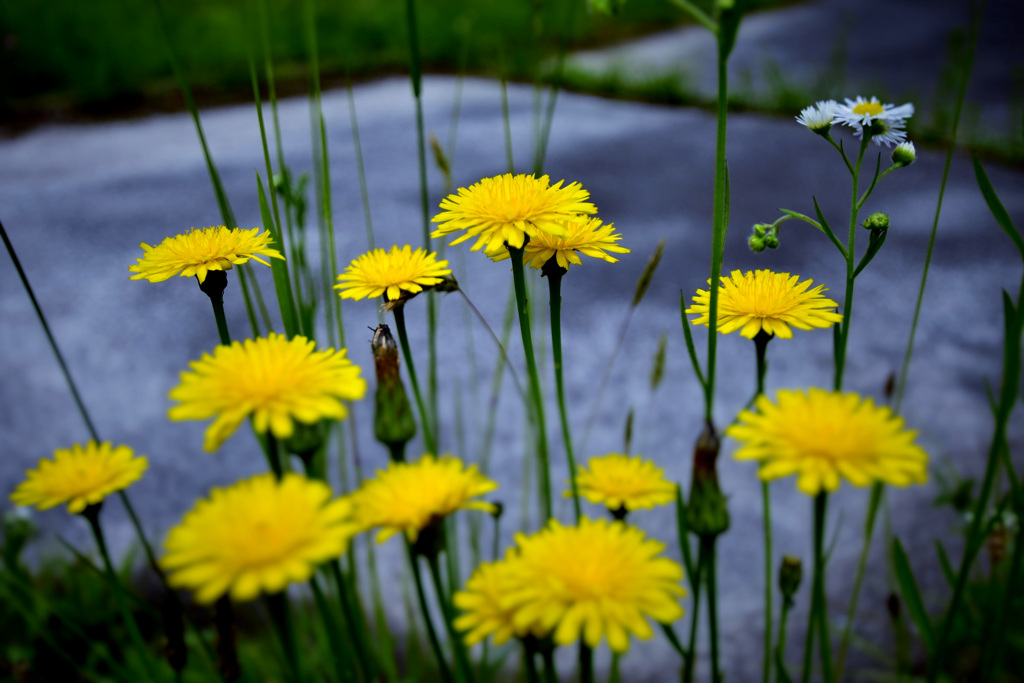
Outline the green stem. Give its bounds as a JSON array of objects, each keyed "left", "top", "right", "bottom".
[
  {"left": 834, "top": 483, "right": 884, "bottom": 679},
  {"left": 703, "top": 40, "right": 730, "bottom": 423},
  {"left": 266, "top": 431, "right": 284, "bottom": 479},
  {"left": 802, "top": 493, "right": 834, "bottom": 683},
  {"left": 579, "top": 642, "right": 594, "bottom": 683},
  {"left": 309, "top": 575, "right": 355, "bottom": 682},
  {"left": 547, "top": 266, "right": 581, "bottom": 521},
  {"left": 775, "top": 596, "right": 793, "bottom": 683},
  {"left": 427, "top": 554, "right": 475, "bottom": 683},
  {"left": 683, "top": 548, "right": 705, "bottom": 683},
  {"left": 406, "top": 543, "right": 454, "bottom": 682},
  {"left": 508, "top": 242, "right": 552, "bottom": 520},
  {"left": 209, "top": 290, "right": 231, "bottom": 345},
  {"left": 540, "top": 644, "right": 558, "bottom": 683},
  {"left": 263, "top": 591, "right": 301, "bottom": 681},
  {"left": 834, "top": 137, "right": 869, "bottom": 390},
  {"left": 705, "top": 537, "right": 722, "bottom": 683},
  {"left": 84, "top": 507, "right": 158, "bottom": 679},
  {"left": 523, "top": 641, "right": 541, "bottom": 683},
  {"left": 330, "top": 561, "right": 376, "bottom": 681},
  {"left": 894, "top": 0, "right": 984, "bottom": 411},
  {"left": 393, "top": 303, "right": 437, "bottom": 454},
  {"left": 753, "top": 331, "right": 773, "bottom": 683}
]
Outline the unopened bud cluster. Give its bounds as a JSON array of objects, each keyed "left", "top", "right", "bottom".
[
  {"left": 862, "top": 212, "right": 890, "bottom": 233},
  {"left": 749, "top": 223, "right": 780, "bottom": 253},
  {"left": 778, "top": 555, "right": 803, "bottom": 605}
]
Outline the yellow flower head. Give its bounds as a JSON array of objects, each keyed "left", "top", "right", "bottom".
[
  {"left": 431, "top": 174, "right": 597, "bottom": 253},
  {"left": 349, "top": 454, "right": 497, "bottom": 543},
  {"left": 499, "top": 517, "right": 685, "bottom": 653},
  {"left": 10, "top": 441, "right": 147, "bottom": 514},
  {"left": 335, "top": 245, "right": 452, "bottom": 302},
  {"left": 169, "top": 333, "right": 366, "bottom": 452},
  {"left": 453, "top": 554, "right": 540, "bottom": 647},
  {"left": 161, "top": 473, "right": 356, "bottom": 603},
  {"left": 727, "top": 388, "right": 929, "bottom": 496},
  {"left": 686, "top": 269, "right": 842, "bottom": 339},
  {"left": 570, "top": 454, "right": 677, "bottom": 512},
  {"left": 486, "top": 216, "right": 629, "bottom": 270},
  {"left": 129, "top": 226, "right": 283, "bottom": 284}
]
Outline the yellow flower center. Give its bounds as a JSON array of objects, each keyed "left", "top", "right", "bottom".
[{"left": 852, "top": 101, "right": 884, "bottom": 117}]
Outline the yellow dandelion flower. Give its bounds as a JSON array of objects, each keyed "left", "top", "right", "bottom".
[
  {"left": 161, "top": 473, "right": 356, "bottom": 603},
  {"left": 453, "top": 555, "right": 542, "bottom": 646},
  {"left": 349, "top": 454, "right": 497, "bottom": 543},
  {"left": 501, "top": 517, "right": 685, "bottom": 653},
  {"left": 335, "top": 245, "right": 452, "bottom": 302},
  {"left": 570, "top": 454, "right": 677, "bottom": 512},
  {"left": 431, "top": 173, "right": 597, "bottom": 253},
  {"left": 686, "top": 269, "right": 843, "bottom": 339},
  {"left": 727, "top": 388, "right": 929, "bottom": 496},
  {"left": 10, "top": 441, "right": 147, "bottom": 514},
  {"left": 486, "top": 216, "right": 630, "bottom": 270},
  {"left": 169, "top": 333, "right": 366, "bottom": 452},
  {"left": 129, "top": 226, "right": 283, "bottom": 284}
]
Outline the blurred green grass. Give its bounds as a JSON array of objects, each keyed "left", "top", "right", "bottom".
[{"left": 0, "top": 0, "right": 785, "bottom": 123}]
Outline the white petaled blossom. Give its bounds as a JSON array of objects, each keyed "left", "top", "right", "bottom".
[
  {"left": 835, "top": 96, "right": 915, "bottom": 148},
  {"left": 795, "top": 100, "right": 839, "bottom": 135},
  {"left": 892, "top": 141, "right": 916, "bottom": 167}
]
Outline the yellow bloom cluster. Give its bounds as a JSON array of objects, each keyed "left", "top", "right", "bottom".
[
  {"left": 161, "top": 473, "right": 356, "bottom": 603},
  {"left": 348, "top": 454, "right": 497, "bottom": 543},
  {"left": 169, "top": 333, "right": 366, "bottom": 451},
  {"left": 570, "top": 453, "right": 677, "bottom": 512},
  {"left": 728, "top": 388, "right": 928, "bottom": 495},
  {"left": 455, "top": 517, "right": 684, "bottom": 653},
  {"left": 10, "top": 441, "right": 147, "bottom": 514},
  {"left": 335, "top": 244, "right": 451, "bottom": 302},
  {"left": 486, "top": 216, "right": 629, "bottom": 270},
  {"left": 129, "top": 225, "right": 283, "bottom": 284}
]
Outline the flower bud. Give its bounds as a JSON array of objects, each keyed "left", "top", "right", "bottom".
[
  {"left": 763, "top": 231, "right": 780, "bottom": 250},
  {"left": 748, "top": 235, "right": 766, "bottom": 253},
  {"left": 371, "top": 325, "right": 416, "bottom": 456},
  {"left": 753, "top": 223, "right": 768, "bottom": 238},
  {"left": 862, "top": 212, "right": 889, "bottom": 232},
  {"left": 891, "top": 141, "right": 916, "bottom": 167},
  {"left": 685, "top": 421, "right": 730, "bottom": 538},
  {"left": 778, "top": 555, "right": 803, "bottom": 606}
]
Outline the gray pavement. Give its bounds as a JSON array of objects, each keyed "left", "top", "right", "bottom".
[{"left": 2, "top": 2, "right": 1024, "bottom": 680}]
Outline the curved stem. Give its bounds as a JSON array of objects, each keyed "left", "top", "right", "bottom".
[
  {"left": 548, "top": 267, "right": 581, "bottom": 521},
  {"left": 427, "top": 552, "right": 475, "bottom": 683},
  {"left": 508, "top": 243, "right": 552, "bottom": 520},
  {"left": 835, "top": 483, "right": 884, "bottom": 679},
  {"left": 84, "top": 508, "right": 157, "bottom": 679},
  {"left": 393, "top": 303, "right": 437, "bottom": 454},
  {"left": 406, "top": 543, "right": 454, "bottom": 682},
  {"left": 263, "top": 591, "right": 302, "bottom": 682}
]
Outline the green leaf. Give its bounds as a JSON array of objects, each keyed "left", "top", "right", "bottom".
[
  {"left": 774, "top": 645, "right": 794, "bottom": 683},
  {"left": 679, "top": 291, "right": 707, "bottom": 390},
  {"left": 813, "top": 196, "right": 848, "bottom": 259},
  {"left": 257, "top": 173, "right": 300, "bottom": 338},
  {"left": 934, "top": 540, "right": 956, "bottom": 588},
  {"left": 973, "top": 156, "right": 1024, "bottom": 262},
  {"left": 674, "top": 485, "right": 696, "bottom": 585},
  {"left": 632, "top": 239, "right": 665, "bottom": 307},
  {"left": 660, "top": 623, "right": 688, "bottom": 659},
  {"left": 893, "top": 538, "right": 935, "bottom": 653},
  {"left": 1000, "top": 290, "right": 1022, "bottom": 409}
]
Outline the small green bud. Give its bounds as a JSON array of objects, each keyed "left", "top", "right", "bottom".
[
  {"left": 763, "top": 231, "right": 780, "bottom": 249},
  {"left": 371, "top": 325, "right": 417, "bottom": 454},
  {"left": 891, "top": 141, "right": 916, "bottom": 167},
  {"left": 778, "top": 555, "right": 803, "bottom": 605},
  {"left": 686, "top": 422, "right": 730, "bottom": 538},
  {"left": 862, "top": 212, "right": 890, "bottom": 232},
  {"left": 748, "top": 235, "right": 766, "bottom": 253},
  {"left": 284, "top": 422, "right": 325, "bottom": 467},
  {"left": 753, "top": 223, "right": 768, "bottom": 238}
]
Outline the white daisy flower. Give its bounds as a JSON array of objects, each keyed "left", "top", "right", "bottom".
[
  {"left": 795, "top": 100, "right": 839, "bottom": 134},
  {"left": 835, "top": 96, "right": 915, "bottom": 147}
]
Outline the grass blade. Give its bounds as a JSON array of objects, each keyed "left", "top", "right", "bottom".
[{"left": 893, "top": 537, "right": 935, "bottom": 654}]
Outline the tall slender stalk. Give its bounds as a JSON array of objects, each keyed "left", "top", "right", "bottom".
[
  {"left": 83, "top": 507, "right": 158, "bottom": 679},
  {"left": 834, "top": 483, "right": 883, "bottom": 678},
  {"left": 833, "top": 137, "right": 869, "bottom": 390},
  {"left": 754, "top": 331, "right": 772, "bottom": 683},
  {"left": 393, "top": 303, "right": 438, "bottom": 454},
  {"left": 264, "top": 592, "right": 302, "bottom": 681},
  {"left": 547, "top": 266, "right": 581, "bottom": 520},
  {"left": 682, "top": 551, "right": 705, "bottom": 683},
  {"left": 895, "top": 0, "right": 984, "bottom": 411},
  {"left": 802, "top": 493, "right": 834, "bottom": 683},
  {"left": 427, "top": 554, "right": 475, "bottom": 683},
  {"left": 508, "top": 242, "right": 553, "bottom": 520},
  {"left": 705, "top": 537, "right": 722, "bottom": 683},
  {"left": 405, "top": 544, "right": 454, "bottom": 681}
]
